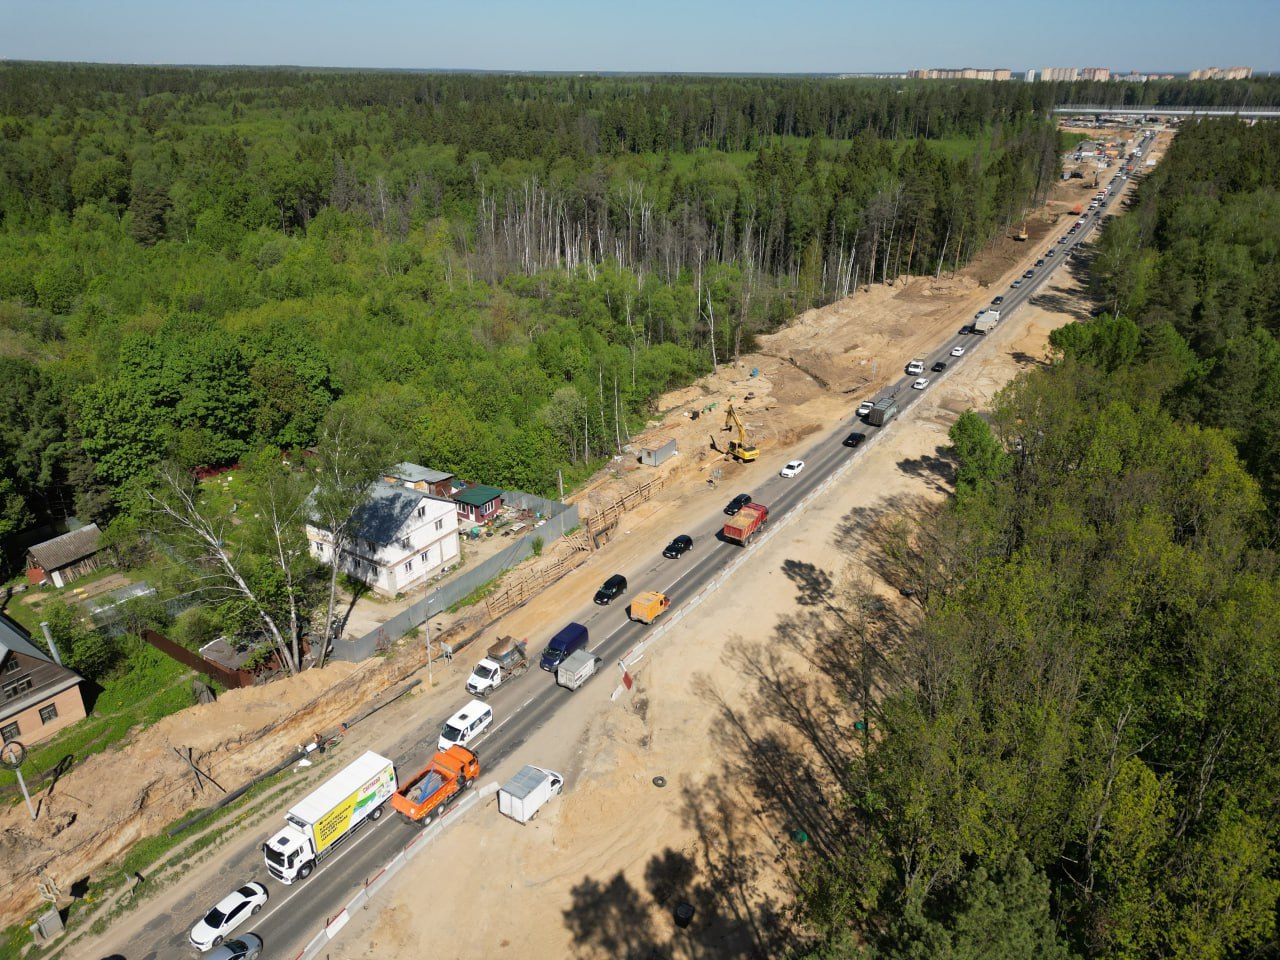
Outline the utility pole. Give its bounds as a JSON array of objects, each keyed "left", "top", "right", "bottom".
[
  {"left": 1, "top": 741, "right": 35, "bottom": 820},
  {"left": 425, "top": 598, "right": 437, "bottom": 687}
]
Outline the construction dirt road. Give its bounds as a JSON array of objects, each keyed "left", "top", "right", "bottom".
[{"left": 1, "top": 124, "right": 1168, "bottom": 959}]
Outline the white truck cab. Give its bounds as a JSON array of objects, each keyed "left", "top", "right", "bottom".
[{"left": 263, "top": 751, "right": 395, "bottom": 884}]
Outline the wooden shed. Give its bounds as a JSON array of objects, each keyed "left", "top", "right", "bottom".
[{"left": 25, "top": 524, "right": 105, "bottom": 588}]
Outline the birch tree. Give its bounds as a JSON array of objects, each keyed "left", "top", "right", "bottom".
[
  {"left": 311, "top": 410, "right": 392, "bottom": 668},
  {"left": 148, "top": 458, "right": 309, "bottom": 675}
]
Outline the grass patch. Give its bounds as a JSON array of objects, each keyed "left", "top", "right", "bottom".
[
  {"left": 447, "top": 576, "right": 501, "bottom": 612},
  {"left": 2, "top": 586, "right": 58, "bottom": 635},
  {"left": 0, "top": 646, "right": 192, "bottom": 795}
]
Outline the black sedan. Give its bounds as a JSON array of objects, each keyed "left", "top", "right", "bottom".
[
  {"left": 843, "top": 432, "right": 865, "bottom": 448},
  {"left": 724, "top": 493, "right": 753, "bottom": 515},
  {"left": 594, "top": 574, "right": 628, "bottom": 605},
  {"left": 663, "top": 535, "right": 694, "bottom": 559}
]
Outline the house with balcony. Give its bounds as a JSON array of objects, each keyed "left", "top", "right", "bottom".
[
  {"left": 305, "top": 482, "right": 460, "bottom": 597},
  {"left": 1, "top": 615, "right": 87, "bottom": 747}
]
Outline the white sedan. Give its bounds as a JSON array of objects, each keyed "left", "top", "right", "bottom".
[
  {"left": 951, "top": 345, "right": 966, "bottom": 357},
  {"left": 912, "top": 378, "right": 930, "bottom": 390},
  {"left": 780, "top": 460, "right": 805, "bottom": 478},
  {"left": 191, "top": 882, "right": 268, "bottom": 951}
]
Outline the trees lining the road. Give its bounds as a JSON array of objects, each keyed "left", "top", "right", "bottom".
[{"left": 801, "top": 118, "right": 1280, "bottom": 959}]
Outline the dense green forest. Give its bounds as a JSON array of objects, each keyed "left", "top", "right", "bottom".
[
  {"left": 0, "top": 65, "right": 1065, "bottom": 544},
  {"left": 800, "top": 119, "right": 1280, "bottom": 958},
  {"left": 1059, "top": 76, "right": 1280, "bottom": 109}
]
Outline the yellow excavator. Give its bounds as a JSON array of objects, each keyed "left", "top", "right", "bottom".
[{"left": 712, "top": 403, "right": 759, "bottom": 462}]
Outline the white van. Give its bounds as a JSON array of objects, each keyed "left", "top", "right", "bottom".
[{"left": 438, "top": 700, "right": 494, "bottom": 752}]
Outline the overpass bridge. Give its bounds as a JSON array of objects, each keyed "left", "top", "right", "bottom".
[{"left": 1054, "top": 104, "right": 1280, "bottom": 119}]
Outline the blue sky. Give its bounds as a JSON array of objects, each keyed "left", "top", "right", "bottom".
[{"left": 3, "top": 0, "right": 1276, "bottom": 73}]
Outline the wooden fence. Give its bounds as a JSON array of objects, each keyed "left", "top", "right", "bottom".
[
  {"left": 142, "top": 629, "right": 254, "bottom": 689},
  {"left": 581, "top": 475, "right": 667, "bottom": 547}
]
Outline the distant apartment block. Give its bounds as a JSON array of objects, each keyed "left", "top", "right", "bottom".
[
  {"left": 908, "top": 68, "right": 1012, "bottom": 81},
  {"left": 1081, "top": 67, "right": 1111, "bottom": 82},
  {"left": 1040, "top": 67, "right": 1080, "bottom": 82},
  {"left": 1189, "top": 66, "right": 1253, "bottom": 80}
]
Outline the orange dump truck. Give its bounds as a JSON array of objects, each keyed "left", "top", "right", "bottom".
[
  {"left": 389, "top": 746, "right": 479, "bottom": 825},
  {"left": 722, "top": 503, "right": 769, "bottom": 546}
]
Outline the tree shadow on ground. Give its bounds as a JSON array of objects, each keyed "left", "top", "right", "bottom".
[
  {"left": 894, "top": 444, "right": 956, "bottom": 496},
  {"left": 561, "top": 535, "right": 929, "bottom": 958},
  {"left": 834, "top": 493, "right": 950, "bottom": 613},
  {"left": 1009, "top": 350, "right": 1049, "bottom": 368},
  {"left": 563, "top": 807, "right": 792, "bottom": 960},
  {"left": 1028, "top": 289, "right": 1093, "bottom": 323},
  {"left": 1063, "top": 246, "right": 1097, "bottom": 285}
]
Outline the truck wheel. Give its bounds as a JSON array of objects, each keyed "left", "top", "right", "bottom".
[
  {"left": 299, "top": 862, "right": 314, "bottom": 880},
  {"left": 745, "top": 533, "right": 754, "bottom": 545},
  {"left": 461, "top": 776, "right": 472, "bottom": 789},
  {"left": 370, "top": 804, "right": 384, "bottom": 821}
]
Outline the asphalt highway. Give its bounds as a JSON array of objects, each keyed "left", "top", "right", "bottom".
[{"left": 106, "top": 139, "right": 1149, "bottom": 960}]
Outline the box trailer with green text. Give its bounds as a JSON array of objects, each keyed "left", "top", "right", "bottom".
[{"left": 262, "top": 751, "right": 396, "bottom": 883}]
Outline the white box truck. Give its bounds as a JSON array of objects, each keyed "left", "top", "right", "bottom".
[
  {"left": 556, "top": 649, "right": 600, "bottom": 691},
  {"left": 263, "top": 751, "right": 396, "bottom": 884},
  {"left": 973, "top": 310, "right": 1000, "bottom": 334},
  {"left": 498, "top": 765, "right": 564, "bottom": 824}
]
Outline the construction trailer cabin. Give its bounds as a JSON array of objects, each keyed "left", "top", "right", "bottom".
[{"left": 639, "top": 437, "right": 677, "bottom": 467}]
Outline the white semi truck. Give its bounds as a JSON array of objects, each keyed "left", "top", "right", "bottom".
[{"left": 263, "top": 751, "right": 396, "bottom": 884}]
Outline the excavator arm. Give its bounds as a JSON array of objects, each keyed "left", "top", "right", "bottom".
[{"left": 716, "top": 403, "right": 759, "bottom": 462}]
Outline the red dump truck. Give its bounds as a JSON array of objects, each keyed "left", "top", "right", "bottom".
[
  {"left": 389, "top": 746, "right": 480, "bottom": 825},
  {"left": 722, "top": 503, "right": 769, "bottom": 546}
]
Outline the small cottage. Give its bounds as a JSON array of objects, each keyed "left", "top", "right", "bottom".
[
  {"left": 452, "top": 484, "right": 504, "bottom": 524},
  {"left": 383, "top": 462, "right": 457, "bottom": 499}
]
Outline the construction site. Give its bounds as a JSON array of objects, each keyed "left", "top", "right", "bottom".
[{"left": 0, "top": 124, "right": 1169, "bottom": 960}]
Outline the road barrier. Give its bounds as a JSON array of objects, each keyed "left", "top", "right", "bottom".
[{"left": 289, "top": 791, "right": 480, "bottom": 960}]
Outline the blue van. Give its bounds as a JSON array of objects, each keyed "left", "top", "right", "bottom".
[{"left": 540, "top": 622, "right": 589, "bottom": 672}]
